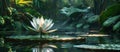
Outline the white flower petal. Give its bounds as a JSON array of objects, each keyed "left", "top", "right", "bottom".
[
  {"left": 42, "top": 20, "right": 49, "bottom": 30},
  {"left": 45, "top": 19, "right": 53, "bottom": 29},
  {"left": 30, "top": 21, "right": 37, "bottom": 30},
  {"left": 40, "top": 16, "right": 44, "bottom": 27},
  {"left": 42, "top": 20, "right": 48, "bottom": 30},
  {"left": 47, "top": 29, "right": 57, "bottom": 33},
  {"left": 45, "top": 23, "right": 54, "bottom": 31},
  {"left": 30, "top": 16, "right": 57, "bottom": 33},
  {"left": 36, "top": 18, "right": 40, "bottom": 24},
  {"left": 30, "top": 18, "right": 40, "bottom": 31}
]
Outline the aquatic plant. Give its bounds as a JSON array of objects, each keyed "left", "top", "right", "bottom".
[{"left": 30, "top": 16, "right": 57, "bottom": 33}]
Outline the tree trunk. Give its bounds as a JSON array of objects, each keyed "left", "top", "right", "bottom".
[{"left": 0, "top": 0, "right": 10, "bottom": 16}]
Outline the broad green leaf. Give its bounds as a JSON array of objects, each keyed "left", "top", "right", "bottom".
[
  {"left": 99, "top": 4, "right": 120, "bottom": 24},
  {"left": 76, "top": 23, "right": 83, "bottom": 28},
  {"left": 24, "top": 8, "right": 41, "bottom": 17},
  {"left": 103, "top": 15, "right": 120, "bottom": 27},
  {"left": 113, "top": 21, "right": 120, "bottom": 31},
  {"left": 60, "top": 6, "right": 89, "bottom": 16},
  {"left": 87, "top": 15, "right": 99, "bottom": 23}
]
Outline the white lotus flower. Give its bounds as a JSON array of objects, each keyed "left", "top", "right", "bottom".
[{"left": 30, "top": 16, "right": 57, "bottom": 33}]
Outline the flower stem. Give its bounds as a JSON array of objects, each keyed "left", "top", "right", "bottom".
[{"left": 39, "top": 32, "right": 42, "bottom": 52}]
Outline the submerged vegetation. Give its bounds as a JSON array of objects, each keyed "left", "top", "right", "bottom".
[{"left": 0, "top": 0, "right": 120, "bottom": 52}]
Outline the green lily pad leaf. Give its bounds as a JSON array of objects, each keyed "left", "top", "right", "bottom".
[
  {"left": 113, "top": 21, "right": 120, "bottom": 31},
  {"left": 103, "top": 15, "right": 120, "bottom": 27}
]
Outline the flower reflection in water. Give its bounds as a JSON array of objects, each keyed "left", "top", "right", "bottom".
[{"left": 32, "top": 47, "right": 54, "bottom": 52}]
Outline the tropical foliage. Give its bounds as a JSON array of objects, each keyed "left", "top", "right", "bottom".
[
  {"left": 99, "top": 4, "right": 120, "bottom": 34},
  {"left": 0, "top": 0, "right": 120, "bottom": 52}
]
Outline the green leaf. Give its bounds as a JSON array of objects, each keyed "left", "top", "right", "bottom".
[
  {"left": 87, "top": 15, "right": 99, "bottom": 23},
  {"left": 24, "top": 8, "right": 41, "bottom": 17},
  {"left": 23, "top": 24, "right": 35, "bottom": 31},
  {"left": 103, "top": 15, "right": 120, "bottom": 27},
  {"left": 113, "top": 21, "right": 120, "bottom": 31},
  {"left": 99, "top": 4, "right": 120, "bottom": 24},
  {"left": 76, "top": 23, "right": 83, "bottom": 28},
  {"left": 60, "top": 6, "right": 88, "bottom": 16},
  {"left": 0, "top": 16, "right": 5, "bottom": 25}
]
